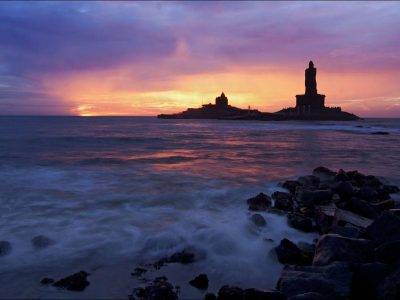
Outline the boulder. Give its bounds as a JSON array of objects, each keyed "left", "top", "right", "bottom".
[
  {"left": 296, "top": 190, "right": 332, "bottom": 207},
  {"left": 374, "top": 239, "right": 400, "bottom": 264},
  {"left": 346, "top": 170, "right": 366, "bottom": 187},
  {"left": 377, "top": 265, "right": 400, "bottom": 300},
  {"left": 40, "top": 277, "right": 54, "bottom": 285},
  {"left": 364, "top": 175, "right": 383, "bottom": 188},
  {"left": 218, "top": 285, "right": 244, "bottom": 300},
  {"left": 334, "top": 169, "right": 350, "bottom": 182},
  {"left": 0, "top": 241, "right": 12, "bottom": 256},
  {"left": 357, "top": 186, "right": 378, "bottom": 202},
  {"left": 205, "top": 293, "right": 217, "bottom": 300},
  {"left": 297, "top": 176, "right": 320, "bottom": 188},
  {"left": 371, "top": 199, "right": 395, "bottom": 211},
  {"left": 243, "top": 288, "right": 286, "bottom": 300},
  {"left": 133, "top": 276, "right": 178, "bottom": 300},
  {"left": 275, "top": 239, "right": 311, "bottom": 266},
  {"left": 382, "top": 184, "right": 400, "bottom": 194},
  {"left": 31, "top": 235, "right": 55, "bottom": 249},
  {"left": 313, "top": 234, "right": 373, "bottom": 266},
  {"left": 251, "top": 214, "right": 267, "bottom": 227},
  {"left": 330, "top": 181, "right": 354, "bottom": 200},
  {"left": 282, "top": 180, "right": 301, "bottom": 194},
  {"left": 166, "top": 249, "right": 196, "bottom": 264},
  {"left": 352, "top": 262, "right": 392, "bottom": 300},
  {"left": 247, "top": 193, "right": 272, "bottom": 211},
  {"left": 131, "top": 267, "right": 147, "bottom": 277},
  {"left": 288, "top": 214, "right": 313, "bottom": 232},
  {"left": 330, "top": 225, "right": 360, "bottom": 239},
  {"left": 347, "top": 197, "right": 378, "bottom": 219},
  {"left": 189, "top": 274, "right": 208, "bottom": 290},
  {"left": 272, "top": 192, "right": 293, "bottom": 211},
  {"left": 277, "top": 262, "right": 352, "bottom": 299},
  {"left": 288, "top": 292, "right": 324, "bottom": 300},
  {"left": 364, "top": 212, "right": 400, "bottom": 245},
  {"left": 53, "top": 271, "right": 90, "bottom": 291},
  {"left": 312, "top": 166, "right": 336, "bottom": 181}
]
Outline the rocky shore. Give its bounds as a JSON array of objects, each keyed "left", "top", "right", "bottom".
[{"left": 4, "top": 167, "right": 399, "bottom": 299}]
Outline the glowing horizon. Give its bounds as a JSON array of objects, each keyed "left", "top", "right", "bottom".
[{"left": 1, "top": 1, "right": 399, "bottom": 117}]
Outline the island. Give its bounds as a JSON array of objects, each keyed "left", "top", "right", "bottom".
[{"left": 157, "top": 60, "right": 360, "bottom": 121}]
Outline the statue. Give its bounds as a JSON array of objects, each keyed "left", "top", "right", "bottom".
[{"left": 305, "top": 61, "right": 317, "bottom": 95}]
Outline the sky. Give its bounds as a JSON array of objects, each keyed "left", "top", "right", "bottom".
[{"left": 0, "top": 1, "right": 399, "bottom": 117}]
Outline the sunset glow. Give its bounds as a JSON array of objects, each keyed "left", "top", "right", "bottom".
[{"left": 1, "top": 1, "right": 399, "bottom": 117}]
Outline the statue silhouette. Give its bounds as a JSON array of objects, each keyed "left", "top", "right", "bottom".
[{"left": 305, "top": 61, "right": 317, "bottom": 95}]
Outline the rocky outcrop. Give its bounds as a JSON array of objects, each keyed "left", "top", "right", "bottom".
[
  {"left": 189, "top": 274, "right": 208, "bottom": 290},
  {"left": 31, "top": 235, "right": 55, "bottom": 249},
  {"left": 52, "top": 271, "right": 90, "bottom": 291},
  {"left": 275, "top": 239, "right": 312, "bottom": 266},
  {"left": 133, "top": 276, "right": 178, "bottom": 300},
  {"left": 0, "top": 241, "right": 12, "bottom": 256},
  {"left": 251, "top": 214, "right": 267, "bottom": 227},
  {"left": 247, "top": 193, "right": 272, "bottom": 211}
]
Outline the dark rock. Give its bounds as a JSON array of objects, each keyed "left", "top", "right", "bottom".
[
  {"left": 382, "top": 184, "right": 400, "bottom": 194},
  {"left": 313, "top": 234, "right": 373, "bottom": 266},
  {"left": 31, "top": 235, "right": 55, "bottom": 249},
  {"left": 251, "top": 214, "right": 267, "bottom": 227},
  {"left": 330, "top": 181, "right": 354, "bottom": 200},
  {"left": 189, "top": 274, "right": 208, "bottom": 290},
  {"left": 352, "top": 262, "right": 392, "bottom": 300},
  {"left": 297, "top": 242, "right": 315, "bottom": 255},
  {"left": 243, "top": 288, "right": 286, "bottom": 300},
  {"left": 275, "top": 238, "right": 311, "bottom": 266},
  {"left": 298, "top": 176, "right": 320, "bottom": 188},
  {"left": 364, "top": 212, "right": 400, "bottom": 245},
  {"left": 364, "top": 175, "right": 383, "bottom": 189},
  {"left": 313, "top": 166, "right": 336, "bottom": 180},
  {"left": 378, "top": 265, "right": 400, "bottom": 300},
  {"left": 40, "top": 277, "right": 54, "bottom": 285},
  {"left": 374, "top": 239, "right": 400, "bottom": 264},
  {"left": 347, "top": 197, "right": 378, "bottom": 219},
  {"left": 53, "top": 271, "right": 90, "bottom": 291},
  {"left": 376, "top": 188, "right": 391, "bottom": 201},
  {"left": 288, "top": 292, "right": 324, "bottom": 300},
  {"left": 296, "top": 190, "right": 332, "bottom": 207},
  {"left": 166, "top": 249, "right": 196, "bottom": 264},
  {"left": 247, "top": 193, "right": 272, "bottom": 211},
  {"left": 330, "top": 225, "right": 360, "bottom": 239},
  {"left": 357, "top": 186, "right": 378, "bottom": 201},
  {"left": 131, "top": 267, "right": 147, "bottom": 277},
  {"left": 282, "top": 180, "right": 301, "bottom": 194},
  {"left": 218, "top": 285, "right": 244, "bottom": 300},
  {"left": 205, "top": 293, "right": 217, "bottom": 300},
  {"left": 277, "top": 262, "right": 352, "bottom": 298},
  {"left": 372, "top": 199, "right": 395, "bottom": 211},
  {"left": 0, "top": 241, "right": 12, "bottom": 256},
  {"left": 288, "top": 214, "right": 313, "bottom": 232},
  {"left": 272, "top": 192, "right": 293, "bottom": 211},
  {"left": 334, "top": 169, "right": 350, "bottom": 182},
  {"left": 133, "top": 276, "right": 178, "bottom": 300}
]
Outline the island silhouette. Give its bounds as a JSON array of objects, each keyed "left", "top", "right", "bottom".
[{"left": 158, "top": 60, "right": 360, "bottom": 121}]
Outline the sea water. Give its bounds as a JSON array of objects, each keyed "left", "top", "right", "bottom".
[{"left": 0, "top": 116, "right": 399, "bottom": 298}]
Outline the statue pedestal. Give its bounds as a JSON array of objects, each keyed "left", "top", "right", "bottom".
[{"left": 296, "top": 93, "right": 325, "bottom": 113}]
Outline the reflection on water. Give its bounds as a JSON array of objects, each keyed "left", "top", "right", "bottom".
[{"left": 0, "top": 117, "right": 399, "bottom": 297}]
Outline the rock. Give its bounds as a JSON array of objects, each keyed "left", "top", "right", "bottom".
[
  {"left": 382, "top": 184, "right": 400, "bottom": 194},
  {"left": 357, "top": 186, "right": 378, "bottom": 202},
  {"left": 330, "top": 225, "right": 360, "bottom": 239},
  {"left": 282, "top": 180, "right": 301, "bottom": 194},
  {"left": 205, "top": 293, "right": 217, "bottom": 300},
  {"left": 0, "top": 241, "right": 12, "bottom": 256},
  {"left": 330, "top": 181, "right": 354, "bottom": 200},
  {"left": 131, "top": 267, "right": 147, "bottom": 277},
  {"left": 352, "top": 262, "right": 392, "bottom": 300},
  {"left": 313, "top": 234, "right": 373, "bottom": 266},
  {"left": 272, "top": 192, "right": 293, "bottom": 211},
  {"left": 364, "top": 175, "right": 383, "bottom": 188},
  {"left": 288, "top": 292, "right": 324, "bottom": 300},
  {"left": 40, "top": 277, "right": 54, "bottom": 285},
  {"left": 277, "top": 262, "right": 352, "bottom": 298},
  {"left": 298, "top": 176, "right": 320, "bottom": 188},
  {"left": 296, "top": 190, "right": 332, "bottom": 207},
  {"left": 189, "top": 274, "right": 208, "bottom": 290},
  {"left": 243, "top": 288, "right": 286, "bottom": 300},
  {"left": 166, "top": 249, "right": 196, "bottom": 264},
  {"left": 53, "top": 271, "right": 90, "bottom": 291},
  {"left": 275, "top": 239, "right": 311, "bottom": 266},
  {"left": 372, "top": 199, "right": 395, "bottom": 211},
  {"left": 251, "top": 214, "right": 267, "bottom": 227},
  {"left": 218, "top": 285, "right": 244, "bottom": 300},
  {"left": 133, "top": 276, "right": 178, "bottom": 300},
  {"left": 374, "top": 239, "right": 400, "bottom": 264},
  {"left": 247, "top": 193, "right": 272, "bottom": 211},
  {"left": 364, "top": 212, "right": 400, "bottom": 245},
  {"left": 288, "top": 214, "right": 313, "bottom": 232},
  {"left": 31, "top": 235, "right": 55, "bottom": 249},
  {"left": 378, "top": 265, "right": 400, "bottom": 300},
  {"left": 347, "top": 197, "right": 378, "bottom": 219},
  {"left": 313, "top": 166, "right": 336, "bottom": 181},
  {"left": 297, "top": 242, "right": 315, "bottom": 254},
  {"left": 334, "top": 169, "right": 350, "bottom": 182}
]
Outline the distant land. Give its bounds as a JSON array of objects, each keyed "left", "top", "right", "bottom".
[{"left": 158, "top": 61, "right": 360, "bottom": 121}]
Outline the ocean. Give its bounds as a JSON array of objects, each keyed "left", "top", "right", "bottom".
[{"left": 0, "top": 116, "right": 399, "bottom": 298}]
